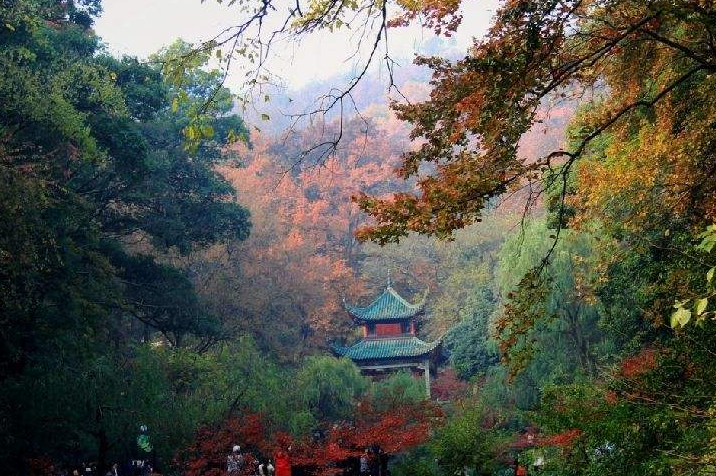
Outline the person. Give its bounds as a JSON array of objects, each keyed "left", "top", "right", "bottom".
[
  {"left": 105, "top": 463, "right": 119, "bottom": 476},
  {"left": 227, "top": 445, "right": 244, "bottom": 476},
  {"left": 248, "top": 456, "right": 259, "bottom": 476},
  {"left": 368, "top": 449, "right": 380, "bottom": 476},
  {"left": 266, "top": 460, "right": 275, "bottom": 476},
  {"left": 131, "top": 460, "right": 146, "bottom": 476},
  {"left": 359, "top": 449, "right": 369, "bottom": 476},
  {"left": 274, "top": 449, "right": 291, "bottom": 476}
]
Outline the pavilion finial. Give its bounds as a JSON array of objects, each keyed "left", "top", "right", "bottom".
[{"left": 387, "top": 275, "right": 392, "bottom": 288}]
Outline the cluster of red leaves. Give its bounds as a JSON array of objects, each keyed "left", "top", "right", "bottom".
[
  {"left": 174, "top": 414, "right": 267, "bottom": 476},
  {"left": 352, "top": 399, "right": 443, "bottom": 453},
  {"left": 510, "top": 427, "right": 583, "bottom": 451},
  {"left": 430, "top": 368, "right": 470, "bottom": 401},
  {"left": 177, "top": 400, "right": 444, "bottom": 476},
  {"left": 290, "top": 399, "right": 443, "bottom": 475},
  {"left": 538, "top": 429, "right": 583, "bottom": 448},
  {"left": 619, "top": 348, "right": 659, "bottom": 379}
]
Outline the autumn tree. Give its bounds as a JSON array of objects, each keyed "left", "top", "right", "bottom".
[
  {"left": 176, "top": 368, "right": 442, "bottom": 476},
  {"left": 192, "top": 116, "right": 410, "bottom": 357}
]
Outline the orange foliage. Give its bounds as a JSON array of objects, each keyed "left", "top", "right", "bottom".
[
  {"left": 618, "top": 348, "right": 659, "bottom": 379},
  {"left": 211, "top": 118, "right": 411, "bottom": 356},
  {"left": 538, "top": 429, "right": 583, "bottom": 448},
  {"left": 388, "top": 0, "right": 462, "bottom": 36},
  {"left": 354, "top": 1, "right": 716, "bottom": 247},
  {"left": 604, "top": 390, "right": 618, "bottom": 405}
]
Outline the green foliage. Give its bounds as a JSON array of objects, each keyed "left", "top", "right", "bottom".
[
  {"left": 389, "top": 402, "right": 513, "bottom": 476},
  {"left": 443, "top": 286, "right": 499, "bottom": 380},
  {"left": 534, "top": 327, "right": 716, "bottom": 476},
  {"left": 294, "top": 356, "right": 368, "bottom": 422},
  {"left": 496, "top": 220, "right": 609, "bottom": 379},
  {"left": 0, "top": 2, "right": 252, "bottom": 472},
  {"left": 6, "top": 1, "right": 716, "bottom": 476},
  {"left": 671, "top": 224, "right": 716, "bottom": 328},
  {"left": 370, "top": 372, "right": 427, "bottom": 411},
  {"left": 429, "top": 404, "right": 511, "bottom": 476},
  {"left": 155, "top": 39, "right": 248, "bottom": 150},
  {"left": 390, "top": 448, "right": 439, "bottom": 476}
]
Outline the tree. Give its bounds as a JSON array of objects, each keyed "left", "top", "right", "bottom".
[
  {"left": 429, "top": 403, "right": 511, "bottom": 476},
  {"left": 443, "top": 286, "right": 499, "bottom": 380},
  {"left": 370, "top": 372, "right": 428, "bottom": 410},
  {"left": 196, "top": 117, "right": 409, "bottom": 357},
  {"left": 495, "top": 220, "right": 607, "bottom": 379},
  {"left": 350, "top": 1, "right": 716, "bottom": 244},
  {"left": 671, "top": 224, "right": 716, "bottom": 328},
  {"left": 176, "top": 382, "right": 443, "bottom": 476},
  {"left": 294, "top": 356, "right": 368, "bottom": 422},
  {"left": 0, "top": 3, "right": 251, "bottom": 472},
  {"left": 174, "top": 414, "right": 266, "bottom": 476},
  {"left": 359, "top": 210, "right": 515, "bottom": 339}
]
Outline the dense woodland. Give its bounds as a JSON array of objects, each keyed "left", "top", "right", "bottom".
[{"left": 2, "top": 0, "right": 716, "bottom": 475}]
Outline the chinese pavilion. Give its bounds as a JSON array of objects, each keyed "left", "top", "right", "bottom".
[{"left": 332, "top": 284, "right": 441, "bottom": 397}]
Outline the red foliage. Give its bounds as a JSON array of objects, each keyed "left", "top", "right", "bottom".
[
  {"left": 290, "top": 399, "right": 443, "bottom": 475},
  {"left": 177, "top": 400, "right": 443, "bottom": 476},
  {"left": 619, "top": 348, "right": 659, "bottom": 379},
  {"left": 430, "top": 368, "right": 469, "bottom": 401},
  {"left": 510, "top": 426, "right": 583, "bottom": 451},
  {"left": 350, "top": 399, "right": 443, "bottom": 453},
  {"left": 538, "top": 429, "right": 583, "bottom": 448},
  {"left": 175, "top": 413, "right": 268, "bottom": 476}
]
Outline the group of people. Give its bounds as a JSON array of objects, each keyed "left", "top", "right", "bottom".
[
  {"left": 227, "top": 445, "right": 292, "bottom": 476},
  {"left": 46, "top": 459, "right": 155, "bottom": 476},
  {"left": 225, "top": 445, "right": 390, "bottom": 476}
]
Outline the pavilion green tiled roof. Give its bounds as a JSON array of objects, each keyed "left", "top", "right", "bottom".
[
  {"left": 332, "top": 336, "right": 440, "bottom": 361},
  {"left": 345, "top": 286, "right": 425, "bottom": 322}
]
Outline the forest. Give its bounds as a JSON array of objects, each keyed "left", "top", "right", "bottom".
[{"left": 2, "top": 0, "right": 716, "bottom": 475}]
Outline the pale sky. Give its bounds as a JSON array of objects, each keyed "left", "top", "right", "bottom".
[{"left": 94, "top": 0, "right": 499, "bottom": 90}]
